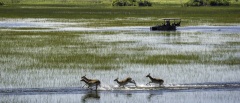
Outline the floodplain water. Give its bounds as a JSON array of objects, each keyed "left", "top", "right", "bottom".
[{"left": 0, "top": 19, "right": 240, "bottom": 103}]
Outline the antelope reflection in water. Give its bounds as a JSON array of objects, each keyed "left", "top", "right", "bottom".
[
  {"left": 147, "top": 92, "right": 163, "bottom": 101},
  {"left": 81, "top": 91, "right": 100, "bottom": 103},
  {"left": 114, "top": 93, "right": 133, "bottom": 98}
]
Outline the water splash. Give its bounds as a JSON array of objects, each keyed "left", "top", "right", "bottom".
[{"left": 1, "top": 82, "right": 239, "bottom": 95}]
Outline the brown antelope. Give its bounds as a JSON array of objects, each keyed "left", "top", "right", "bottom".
[
  {"left": 114, "top": 77, "right": 137, "bottom": 87},
  {"left": 146, "top": 73, "right": 164, "bottom": 87},
  {"left": 81, "top": 75, "right": 101, "bottom": 90},
  {"left": 81, "top": 79, "right": 101, "bottom": 90},
  {"left": 81, "top": 75, "right": 100, "bottom": 87},
  {"left": 81, "top": 75, "right": 98, "bottom": 82}
]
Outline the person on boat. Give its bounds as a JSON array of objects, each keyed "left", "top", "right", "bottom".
[{"left": 166, "top": 21, "right": 170, "bottom": 26}]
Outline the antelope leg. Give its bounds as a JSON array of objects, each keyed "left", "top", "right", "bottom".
[{"left": 82, "top": 84, "right": 86, "bottom": 88}]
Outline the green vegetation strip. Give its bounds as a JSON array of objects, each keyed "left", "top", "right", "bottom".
[
  {"left": 129, "top": 54, "right": 200, "bottom": 64},
  {"left": 1, "top": 31, "right": 238, "bottom": 70},
  {"left": 0, "top": 3, "right": 240, "bottom": 26}
]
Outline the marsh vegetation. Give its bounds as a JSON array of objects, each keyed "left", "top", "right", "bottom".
[{"left": 0, "top": 1, "right": 240, "bottom": 103}]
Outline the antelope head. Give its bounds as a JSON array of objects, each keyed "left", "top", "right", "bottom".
[
  {"left": 146, "top": 73, "right": 151, "bottom": 77},
  {"left": 114, "top": 78, "right": 119, "bottom": 81},
  {"left": 81, "top": 75, "right": 87, "bottom": 79}
]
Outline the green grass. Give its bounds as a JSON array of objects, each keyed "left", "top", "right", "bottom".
[
  {"left": 1, "top": 30, "right": 238, "bottom": 70},
  {"left": 0, "top": 3, "right": 239, "bottom": 26},
  {"left": 0, "top": 0, "right": 189, "bottom": 5},
  {"left": 129, "top": 54, "right": 200, "bottom": 64},
  {"left": 226, "top": 41, "right": 240, "bottom": 45},
  {"left": 0, "top": 1, "right": 239, "bottom": 70},
  {"left": 0, "top": 31, "right": 138, "bottom": 70}
]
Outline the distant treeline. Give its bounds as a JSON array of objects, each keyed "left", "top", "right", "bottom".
[
  {"left": 0, "top": 1, "right": 4, "bottom": 5},
  {"left": 0, "top": 0, "right": 237, "bottom": 6},
  {"left": 112, "top": 0, "right": 152, "bottom": 6},
  {"left": 0, "top": 0, "right": 105, "bottom": 4},
  {"left": 185, "top": 0, "right": 231, "bottom": 6}
]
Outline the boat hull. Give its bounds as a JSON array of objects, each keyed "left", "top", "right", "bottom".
[{"left": 150, "top": 25, "right": 176, "bottom": 31}]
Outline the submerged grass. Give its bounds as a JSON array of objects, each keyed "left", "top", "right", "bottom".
[
  {"left": 1, "top": 30, "right": 238, "bottom": 71},
  {"left": 27, "top": 53, "right": 125, "bottom": 70},
  {"left": 9, "top": 28, "right": 52, "bottom": 30},
  {"left": 129, "top": 54, "right": 200, "bottom": 65},
  {"left": 0, "top": 1, "right": 239, "bottom": 89},
  {"left": 226, "top": 41, "right": 240, "bottom": 45},
  {"left": 0, "top": 31, "right": 135, "bottom": 70}
]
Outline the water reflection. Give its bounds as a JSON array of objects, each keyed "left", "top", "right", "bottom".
[
  {"left": 161, "top": 31, "right": 181, "bottom": 37},
  {"left": 147, "top": 92, "right": 163, "bottom": 101},
  {"left": 126, "top": 93, "right": 133, "bottom": 98},
  {"left": 114, "top": 93, "right": 132, "bottom": 98},
  {"left": 81, "top": 91, "right": 100, "bottom": 103}
]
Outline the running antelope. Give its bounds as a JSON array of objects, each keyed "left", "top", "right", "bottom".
[
  {"left": 81, "top": 75, "right": 99, "bottom": 82},
  {"left": 81, "top": 79, "right": 101, "bottom": 90},
  {"left": 114, "top": 77, "right": 137, "bottom": 87},
  {"left": 146, "top": 73, "right": 164, "bottom": 87},
  {"left": 81, "top": 75, "right": 101, "bottom": 90},
  {"left": 81, "top": 75, "right": 100, "bottom": 87}
]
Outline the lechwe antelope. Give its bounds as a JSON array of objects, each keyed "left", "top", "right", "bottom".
[
  {"left": 114, "top": 77, "right": 137, "bottom": 87},
  {"left": 81, "top": 79, "right": 101, "bottom": 90},
  {"left": 81, "top": 75, "right": 101, "bottom": 90},
  {"left": 146, "top": 73, "right": 164, "bottom": 87},
  {"left": 81, "top": 75, "right": 99, "bottom": 87},
  {"left": 81, "top": 75, "right": 99, "bottom": 82}
]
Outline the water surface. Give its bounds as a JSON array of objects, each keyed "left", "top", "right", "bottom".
[{"left": 0, "top": 18, "right": 239, "bottom": 103}]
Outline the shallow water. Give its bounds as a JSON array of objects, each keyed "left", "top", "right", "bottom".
[
  {"left": 0, "top": 18, "right": 240, "bottom": 103},
  {"left": 1, "top": 86, "right": 240, "bottom": 103}
]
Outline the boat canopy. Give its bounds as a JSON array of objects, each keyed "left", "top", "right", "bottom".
[{"left": 162, "top": 18, "right": 181, "bottom": 20}]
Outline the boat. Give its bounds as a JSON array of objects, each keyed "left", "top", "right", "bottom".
[{"left": 150, "top": 18, "right": 181, "bottom": 31}]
